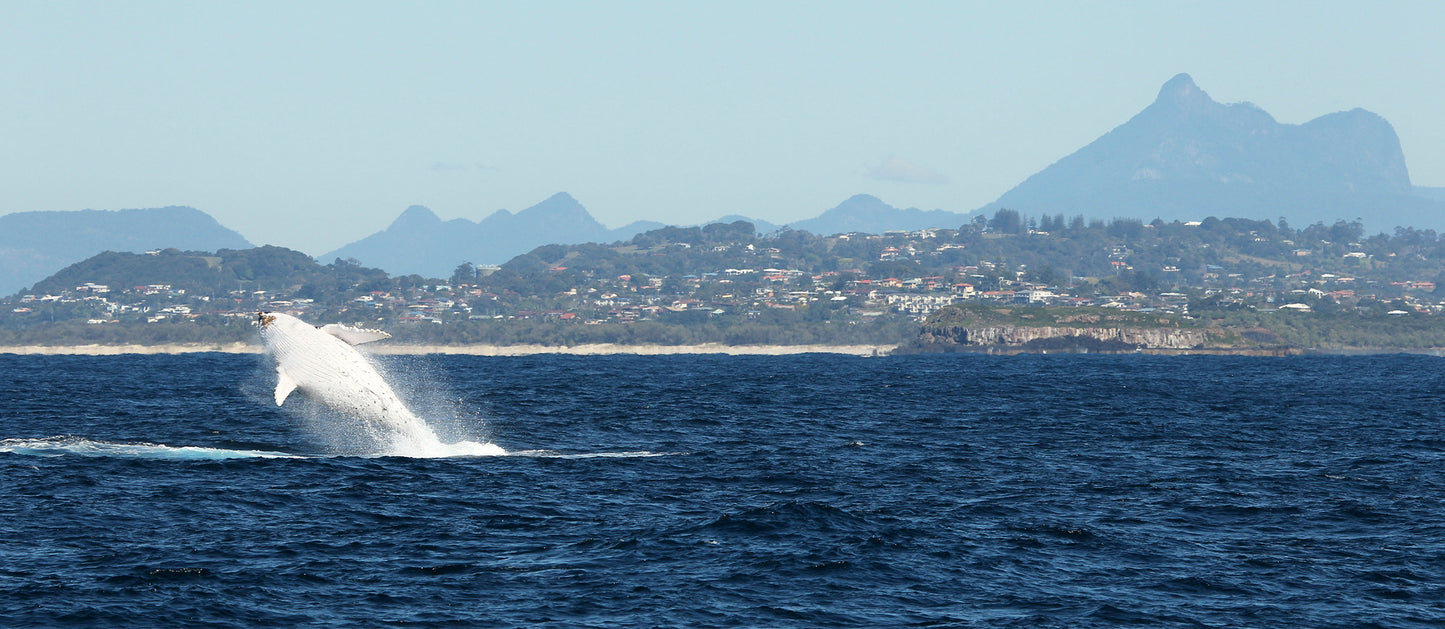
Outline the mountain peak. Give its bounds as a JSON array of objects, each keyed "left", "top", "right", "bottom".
[
  {"left": 322, "top": 192, "right": 664, "bottom": 278},
  {"left": 840, "top": 193, "right": 884, "bottom": 205},
  {"left": 388, "top": 205, "right": 441, "bottom": 231},
  {"left": 1154, "top": 73, "right": 1211, "bottom": 109},
  {"left": 788, "top": 194, "right": 964, "bottom": 236},
  {"left": 517, "top": 192, "right": 591, "bottom": 222},
  {"left": 984, "top": 74, "right": 1422, "bottom": 229}
]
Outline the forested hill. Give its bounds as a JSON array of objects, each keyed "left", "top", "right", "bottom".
[{"left": 29, "top": 246, "right": 389, "bottom": 301}]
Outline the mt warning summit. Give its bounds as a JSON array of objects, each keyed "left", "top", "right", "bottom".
[{"left": 980, "top": 73, "right": 1440, "bottom": 230}]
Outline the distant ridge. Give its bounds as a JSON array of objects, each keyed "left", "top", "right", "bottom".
[
  {"left": 321, "top": 193, "right": 661, "bottom": 278},
  {"left": 0, "top": 206, "right": 253, "bottom": 297},
  {"left": 710, "top": 215, "right": 780, "bottom": 234},
  {"left": 323, "top": 191, "right": 982, "bottom": 278},
  {"left": 980, "top": 73, "right": 1445, "bottom": 231},
  {"left": 788, "top": 194, "right": 966, "bottom": 235}
]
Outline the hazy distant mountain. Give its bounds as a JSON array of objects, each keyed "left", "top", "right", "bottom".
[
  {"left": 0, "top": 206, "right": 252, "bottom": 296},
  {"left": 322, "top": 193, "right": 662, "bottom": 278},
  {"left": 980, "top": 73, "right": 1445, "bottom": 231},
  {"left": 710, "top": 215, "right": 779, "bottom": 234},
  {"left": 325, "top": 190, "right": 985, "bottom": 278},
  {"left": 1414, "top": 186, "right": 1445, "bottom": 204},
  {"left": 788, "top": 194, "right": 967, "bottom": 235}
]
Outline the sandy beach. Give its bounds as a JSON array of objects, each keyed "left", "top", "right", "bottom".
[{"left": 0, "top": 342, "right": 895, "bottom": 357}]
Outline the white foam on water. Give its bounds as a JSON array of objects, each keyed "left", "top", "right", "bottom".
[
  {"left": 505, "top": 449, "right": 679, "bottom": 459},
  {"left": 0, "top": 437, "right": 676, "bottom": 462},
  {"left": 0, "top": 437, "right": 301, "bottom": 461},
  {"left": 384, "top": 436, "right": 508, "bottom": 458}
]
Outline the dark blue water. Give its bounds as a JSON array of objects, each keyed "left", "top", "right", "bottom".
[{"left": 2, "top": 352, "right": 1443, "bottom": 627}]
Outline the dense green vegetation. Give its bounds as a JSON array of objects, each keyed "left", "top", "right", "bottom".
[
  {"left": 1194, "top": 309, "right": 1445, "bottom": 350},
  {"left": 29, "top": 246, "right": 387, "bottom": 297}
]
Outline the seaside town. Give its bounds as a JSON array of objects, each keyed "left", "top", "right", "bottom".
[{"left": 5, "top": 213, "right": 1445, "bottom": 348}]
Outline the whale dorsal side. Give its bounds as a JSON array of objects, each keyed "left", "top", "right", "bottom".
[{"left": 318, "top": 324, "right": 391, "bottom": 346}]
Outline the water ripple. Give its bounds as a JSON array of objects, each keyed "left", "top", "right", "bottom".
[{"left": 1, "top": 353, "right": 1443, "bottom": 626}]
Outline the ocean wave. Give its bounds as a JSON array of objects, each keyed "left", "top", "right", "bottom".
[{"left": 0, "top": 436, "right": 302, "bottom": 460}]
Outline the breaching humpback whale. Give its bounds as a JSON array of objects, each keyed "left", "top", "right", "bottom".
[{"left": 257, "top": 311, "right": 440, "bottom": 449}]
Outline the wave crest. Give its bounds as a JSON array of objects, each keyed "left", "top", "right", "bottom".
[{"left": 0, "top": 436, "right": 300, "bottom": 460}]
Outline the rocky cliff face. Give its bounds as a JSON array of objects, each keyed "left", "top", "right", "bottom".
[{"left": 913, "top": 324, "right": 1215, "bottom": 352}]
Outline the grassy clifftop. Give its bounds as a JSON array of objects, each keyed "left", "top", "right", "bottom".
[{"left": 922, "top": 303, "right": 1202, "bottom": 330}]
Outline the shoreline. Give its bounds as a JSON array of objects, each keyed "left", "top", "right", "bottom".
[
  {"left": 0, "top": 342, "right": 896, "bottom": 357},
  {"left": 1, "top": 343, "right": 1440, "bottom": 357}
]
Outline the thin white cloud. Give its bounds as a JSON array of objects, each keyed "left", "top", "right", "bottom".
[{"left": 868, "top": 156, "right": 950, "bottom": 184}]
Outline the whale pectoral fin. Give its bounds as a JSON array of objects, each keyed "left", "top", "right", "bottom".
[
  {"left": 274, "top": 369, "right": 299, "bottom": 406},
  {"left": 319, "top": 323, "right": 392, "bottom": 345}
]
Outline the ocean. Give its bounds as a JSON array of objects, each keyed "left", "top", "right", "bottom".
[{"left": 1, "top": 352, "right": 1442, "bottom": 627}]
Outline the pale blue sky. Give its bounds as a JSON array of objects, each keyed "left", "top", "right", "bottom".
[{"left": 3, "top": 1, "right": 1442, "bottom": 254}]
